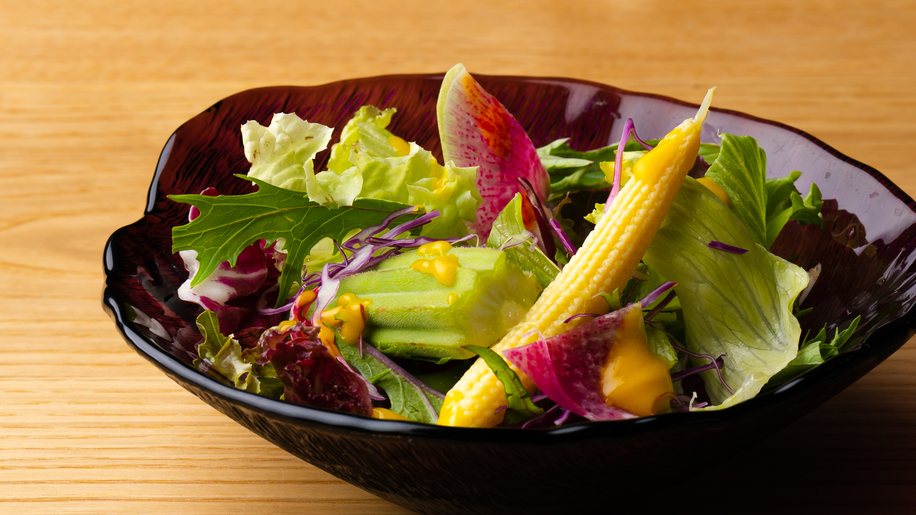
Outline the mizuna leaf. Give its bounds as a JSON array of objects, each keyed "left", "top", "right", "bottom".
[
  {"left": 464, "top": 345, "right": 543, "bottom": 425},
  {"left": 171, "top": 176, "right": 414, "bottom": 306}
]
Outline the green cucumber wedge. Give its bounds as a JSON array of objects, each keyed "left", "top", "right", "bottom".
[{"left": 336, "top": 247, "right": 541, "bottom": 362}]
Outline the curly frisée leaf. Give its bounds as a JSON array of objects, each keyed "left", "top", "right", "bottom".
[
  {"left": 170, "top": 177, "right": 415, "bottom": 306},
  {"left": 195, "top": 310, "right": 282, "bottom": 397}
]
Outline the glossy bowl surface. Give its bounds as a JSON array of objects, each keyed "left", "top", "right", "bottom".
[{"left": 103, "top": 73, "right": 916, "bottom": 514}]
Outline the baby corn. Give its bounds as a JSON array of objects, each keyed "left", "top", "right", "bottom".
[{"left": 438, "top": 88, "right": 716, "bottom": 427}]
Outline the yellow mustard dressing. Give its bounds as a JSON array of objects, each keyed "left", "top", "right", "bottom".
[
  {"left": 416, "top": 240, "right": 452, "bottom": 257},
  {"left": 600, "top": 306, "right": 675, "bottom": 417},
  {"left": 411, "top": 241, "right": 460, "bottom": 286},
  {"left": 697, "top": 177, "right": 730, "bottom": 206},
  {"left": 387, "top": 135, "right": 411, "bottom": 156},
  {"left": 320, "top": 293, "right": 372, "bottom": 346},
  {"left": 371, "top": 408, "right": 412, "bottom": 421}
]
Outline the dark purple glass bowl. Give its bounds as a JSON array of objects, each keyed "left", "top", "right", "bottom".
[{"left": 103, "top": 74, "right": 916, "bottom": 514}]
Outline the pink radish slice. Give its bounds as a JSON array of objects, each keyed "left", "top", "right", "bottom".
[
  {"left": 503, "top": 305, "right": 641, "bottom": 422},
  {"left": 437, "top": 63, "right": 550, "bottom": 237}
]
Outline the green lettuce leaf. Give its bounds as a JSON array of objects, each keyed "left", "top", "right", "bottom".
[
  {"left": 465, "top": 345, "right": 543, "bottom": 424},
  {"left": 327, "top": 105, "right": 397, "bottom": 173},
  {"left": 170, "top": 176, "right": 414, "bottom": 304},
  {"left": 337, "top": 341, "right": 442, "bottom": 424},
  {"left": 642, "top": 177, "right": 809, "bottom": 408},
  {"left": 704, "top": 134, "right": 769, "bottom": 248},
  {"left": 242, "top": 113, "right": 333, "bottom": 191},
  {"left": 308, "top": 106, "right": 482, "bottom": 237},
  {"left": 195, "top": 311, "right": 282, "bottom": 397},
  {"left": 486, "top": 193, "right": 560, "bottom": 288},
  {"left": 704, "top": 134, "right": 824, "bottom": 249},
  {"left": 646, "top": 325, "right": 678, "bottom": 370}
]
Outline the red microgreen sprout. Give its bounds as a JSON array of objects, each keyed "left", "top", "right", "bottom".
[{"left": 667, "top": 334, "right": 735, "bottom": 396}]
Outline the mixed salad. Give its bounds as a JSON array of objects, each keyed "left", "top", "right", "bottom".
[{"left": 169, "top": 64, "right": 860, "bottom": 428}]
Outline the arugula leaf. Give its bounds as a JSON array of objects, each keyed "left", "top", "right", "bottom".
[
  {"left": 464, "top": 345, "right": 543, "bottom": 424},
  {"left": 195, "top": 311, "right": 282, "bottom": 397},
  {"left": 486, "top": 193, "right": 560, "bottom": 288},
  {"left": 171, "top": 176, "right": 414, "bottom": 305},
  {"left": 337, "top": 340, "right": 442, "bottom": 424}
]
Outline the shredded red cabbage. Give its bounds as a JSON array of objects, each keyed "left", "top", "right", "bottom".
[
  {"left": 639, "top": 281, "right": 677, "bottom": 308},
  {"left": 644, "top": 290, "right": 677, "bottom": 322},
  {"left": 563, "top": 313, "right": 600, "bottom": 324},
  {"left": 670, "top": 355, "right": 725, "bottom": 383},
  {"left": 548, "top": 218, "right": 577, "bottom": 255},
  {"left": 707, "top": 241, "right": 748, "bottom": 254}
]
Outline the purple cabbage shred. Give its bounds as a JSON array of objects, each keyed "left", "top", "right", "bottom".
[
  {"left": 707, "top": 241, "right": 748, "bottom": 254},
  {"left": 605, "top": 118, "right": 651, "bottom": 211},
  {"left": 549, "top": 218, "right": 577, "bottom": 255}
]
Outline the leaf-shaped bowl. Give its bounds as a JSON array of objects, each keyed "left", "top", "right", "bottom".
[{"left": 103, "top": 74, "right": 916, "bottom": 514}]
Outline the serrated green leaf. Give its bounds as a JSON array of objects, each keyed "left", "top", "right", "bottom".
[
  {"left": 765, "top": 316, "right": 861, "bottom": 388},
  {"left": 170, "top": 176, "right": 414, "bottom": 305},
  {"left": 464, "top": 345, "right": 543, "bottom": 425},
  {"left": 704, "top": 134, "right": 824, "bottom": 250}
]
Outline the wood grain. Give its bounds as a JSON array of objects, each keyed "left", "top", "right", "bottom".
[{"left": 1, "top": 0, "right": 915, "bottom": 513}]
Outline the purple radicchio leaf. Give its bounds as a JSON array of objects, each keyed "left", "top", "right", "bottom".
[
  {"left": 263, "top": 325, "right": 373, "bottom": 416},
  {"left": 178, "top": 240, "right": 282, "bottom": 335}
]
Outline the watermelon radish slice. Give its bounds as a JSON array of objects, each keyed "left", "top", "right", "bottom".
[
  {"left": 437, "top": 63, "right": 550, "bottom": 237},
  {"left": 503, "top": 303, "right": 674, "bottom": 420}
]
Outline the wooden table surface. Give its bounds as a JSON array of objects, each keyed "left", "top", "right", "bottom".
[{"left": 2, "top": 0, "right": 915, "bottom": 513}]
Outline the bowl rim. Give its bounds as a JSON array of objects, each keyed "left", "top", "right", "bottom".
[{"left": 103, "top": 72, "right": 916, "bottom": 445}]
